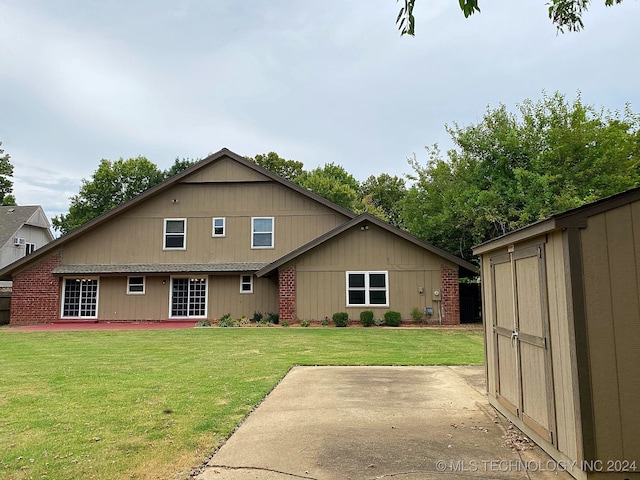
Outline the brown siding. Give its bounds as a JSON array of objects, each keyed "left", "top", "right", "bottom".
[
  {"left": 292, "top": 224, "right": 453, "bottom": 321},
  {"left": 62, "top": 181, "right": 349, "bottom": 266},
  {"left": 96, "top": 274, "right": 278, "bottom": 321},
  {"left": 581, "top": 202, "right": 640, "bottom": 463}
]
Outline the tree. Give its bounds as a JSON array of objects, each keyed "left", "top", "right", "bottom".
[
  {"left": 247, "top": 152, "right": 304, "bottom": 182},
  {"left": 396, "top": 0, "right": 624, "bottom": 36},
  {"left": 360, "top": 173, "right": 407, "bottom": 227},
  {"left": 52, "top": 157, "right": 164, "bottom": 234},
  {"left": 401, "top": 92, "right": 640, "bottom": 261},
  {"left": 163, "top": 157, "right": 199, "bottom": 178},
  {"left": 0, "top": 142, "right": 16, "bottom": 206},
  {"left": 296, "top": 163, "right": 361, "bottom": 210}
]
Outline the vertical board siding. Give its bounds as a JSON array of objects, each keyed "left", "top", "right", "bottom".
[
  {"left": 581, "top": 212, "right": 623, "bottom": 461},
  {"left": 207, "top": 275, "right": 277, "bottom": 320},
  {"left": 61, "top": 180, "right": 350, "bottom": 266},
  {"left": 545, "top": 231, "right": 579, "bottom": 460},
  {"left": 99, "top": 276, "right": 169, "bottom": 320},
  {"left": 294, "top": 224, "right": 447, "bottom": 321}
]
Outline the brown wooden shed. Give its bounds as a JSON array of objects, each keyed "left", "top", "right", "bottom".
[{"left": 473, "top": 187, "right": 640, "bottom": 480}]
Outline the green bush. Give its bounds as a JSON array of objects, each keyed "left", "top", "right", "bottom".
[
  {"left": 195, "top": 320, "right": 212, "bottom": 327},
  {"left": 252, "top": 311, "right": 263, "bottom": 323},
  {"left": 332, "top": 312, "right": 349, "bottom": 327},
  {"left": 410, "top": 307, "right": 424, "bottom": 322},
  {"left": 267, "top": 312, "right": 280, "bottom": 325},
  {"left": 300, "top": 319, "right": 310, "bottom": 327},
  {"left": 281, "top": 321, "right": 290, "bottom": 327},
  {"left": 360, "top": 310, "right": 374, "bottom": 327},
  {"left": 321, "top": 319, "right": 329, "bottom": 327},
  {"left": 217, "top": 314, "right": 239, "bottom": 328},
  {"left": 374, "top": 317, "right": 385, "bottom": 326},
  {"left": 384, "top": 310, "right": 402, "bottom": 327}
]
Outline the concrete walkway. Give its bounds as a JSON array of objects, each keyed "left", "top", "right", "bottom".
[{"left": 195, "top": 366, "right": 575, "bottom": 480}]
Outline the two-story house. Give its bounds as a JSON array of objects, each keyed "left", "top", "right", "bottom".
[
  {"left": 0, "top": 205, "right": 54, "bottom": 289},
  {"left": 0, "top": 149, "right": 476, "bottom": 325}
]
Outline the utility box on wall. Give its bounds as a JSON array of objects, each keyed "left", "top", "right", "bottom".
[{"left": 473, "top": 187, "right": 640, "bottom": 480}]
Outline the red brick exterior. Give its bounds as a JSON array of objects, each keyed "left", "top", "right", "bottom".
[
  {"left": 10, "top": 253, "right": 62, "bottom": 325},
  {"left": 278, "top": 266, "right": 296, "bottom": 323},
  {"left": 440, "top": 264, "right": 460, "bottom": 325}
]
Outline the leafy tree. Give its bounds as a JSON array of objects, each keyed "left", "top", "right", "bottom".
[
  {"left": 52, "top": 157, "right": 164, "bottom": 234},
  {"left": 247, "top": 152, "right": 304, "bottom": 182},
  {"left": 361, "top": 174, "right": 407, "bottom": 227},
  {"left": 296, "top": 163, "right": 360, "bottom": 210},
  {"left": 397, "top": 0, "right": 624, "bottom": 36},
  {"left": 163, "top": 157, "right": 199, "bottom": 178},
  {"left": 0, "top": 142, "right": 16, "bottom": 206},
  {"left": 401, "top": 92, "right": 640, "bottom": 261}
]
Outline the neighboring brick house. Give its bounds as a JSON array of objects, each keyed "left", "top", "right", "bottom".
[{"left": 0, "top": 148, "right": 477, "bottom": 326}]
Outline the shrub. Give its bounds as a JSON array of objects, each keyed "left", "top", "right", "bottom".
[
  {"left": 195, "top": 320, "right": 211, "bottom": 327},
  {"left": 217, "top": 313, "right": 238, "bottom": 327},
  {"left": 360, "top": 310, "right": 374, "bottom": 327},
  {"left": 384, "top": 310, "right": 402, "bottom": 327},
  {"left": 281, "top": 321, "right": 290, "bottom": 327},
  {"left": 410, "top": 307, "right": 424, "bottom": 322},
  {"left": 267, "top": 312, "right": 279, "bottom": 325},
  {"left": 332, "top": 312, "right": 349, "bottom": 327},
  {"left": 239, "top": 316, "right": 251, "bottom": 327},
  {"left": 300, "top": 319, "right": 310, "bottom": 327},
  {"left": 321, "top": 319, "right": 329, "bottom": 327},
  {"left": 252, "top": 311, "right": 263, "bottom": 323},
  {"left": 374, "top": 317, "right": 385, "bottom": 326}
]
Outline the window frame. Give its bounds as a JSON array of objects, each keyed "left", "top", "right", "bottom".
[
  {"left": 169, "top": 276, "right": 207, "bottom": 318},
  {"left": 25, "top": 243, "right": 36, "bottom": 256},
  {"left": 240, "top": 274, "right": 253, "bottom": 294},
  {"left": 127, "top": 276, "right": 146, "bottom": 295},
  {"left": 346, "top": 271, "right": 389, "bottom": 307},
  {"left": 251, "top": 217, "right": 274, "bottom": 249},
  {"left": 212, "top": 217, "right": 226, "bottom": 237},
  {"left": 163, "top": 218, "right": 187, "bottom": 250},
  {"left": 61, "top": 277, "right": 99, "bottom": 318}
]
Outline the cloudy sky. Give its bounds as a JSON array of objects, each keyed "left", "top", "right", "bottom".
[{"left": 1, "top": 0, "right": 639, "bottom": 222}]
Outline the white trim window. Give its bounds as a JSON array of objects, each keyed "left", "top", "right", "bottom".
[
  {"left": 25, "top": 243, "right": 36, "bottom": 256},
  {"left": 212, "top": 217, "right": 226, "bottom": 237},
  {"left": 240, "top": 274, "right": 253, "bottom": 293},
  {"left": 346, "top": 271, "right": 389, "bottom": 307},
  {"left": 170, "top": 277, "right": 207, "bottom": 318},
  {"left": 251, "top": 217, "right": 274, "bottom": 249},
  {"left": 164, "top": 218, "right": 187, "bottom": 250},
  {"left": 62, "top": 277, "right": 99, "bottom": 318},
  {"left": 127, "top": 276, "right": 145, "bottom": 295}
]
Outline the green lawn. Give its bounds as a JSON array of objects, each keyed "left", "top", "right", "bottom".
[{"left": 0, "top": 327, "right": 484, "bottom": 479}]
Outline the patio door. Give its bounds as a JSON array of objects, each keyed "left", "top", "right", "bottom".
[
  {"left": 490, "top": 244, "right": 556, "bottom": 445},
  {"left": 170, "top": 277, "right": 207, "bottom": 318}
]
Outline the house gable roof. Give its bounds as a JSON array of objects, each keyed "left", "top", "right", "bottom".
[
  {"left": 0, "top": 206, "right": 53, "bottom": 247},
  {"left": 257, "top": 213, "right": 479, "bottom": 277},
  {"left": 0, "top": 148, "right": 356, "bottom": 280}
]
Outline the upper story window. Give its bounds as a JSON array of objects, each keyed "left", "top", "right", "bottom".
[
  {"left": 346, "top": 271, "right": 389, "bottom": 307},
  {"left": 251, "top": 217, "right": 274, "bottom": 249},
  {"left": 164, "top": 219, "right": 186, "bottom": 250},
  {"left": 25, "top": 243, "right": 36, "bottom": 256},
  {"left": 127, "top": 276, "right": 145, "bottom": 295},
  {"left": 212, "top": 217, "right": 225, "bottom": 237}
]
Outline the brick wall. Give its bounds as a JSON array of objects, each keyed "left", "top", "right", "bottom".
[
  {"left": 10, "top": 253, "right": 61, "bottom": 325},
  {"left": 441, "top": 264, "right": 460, "bottom": 325},
  {"left": 278, "top": 266, "right": 296, "bottom": 323}
]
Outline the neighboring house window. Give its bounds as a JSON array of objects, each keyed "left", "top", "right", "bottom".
[
  {"left": 164, "top": 219, "right": 186, "bottom": 249},
  {"left": 240, "top": 274, "right": 253, "bottom": 293},
  {"left": 346, "top": 271, "right": 389, "bottom": 307},
  {"left": 212, "top": 217, "right": 225, "bottom": 237},
  {"left": 170, "top": 277, "right": 207, "bottom": 318},
  {"left": 127, "top": 276, "right": 145, "bottom": 295},
  {"left": 62, "top": 278, "right": 99, "bottom": 318},
  {"left": 25, "top": 243, "right": 36, "bottom": 256},
  {"left": 251, "top": 217, "right": 274, "bottom": 248}
]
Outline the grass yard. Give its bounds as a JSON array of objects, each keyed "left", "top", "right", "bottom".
[{"left": 0, "top": 327, "right": 484, "bottom": 480}]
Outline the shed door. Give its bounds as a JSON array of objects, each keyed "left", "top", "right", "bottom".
[{"left": 490, "top": 244, "right": 556, "bottom": 445}]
